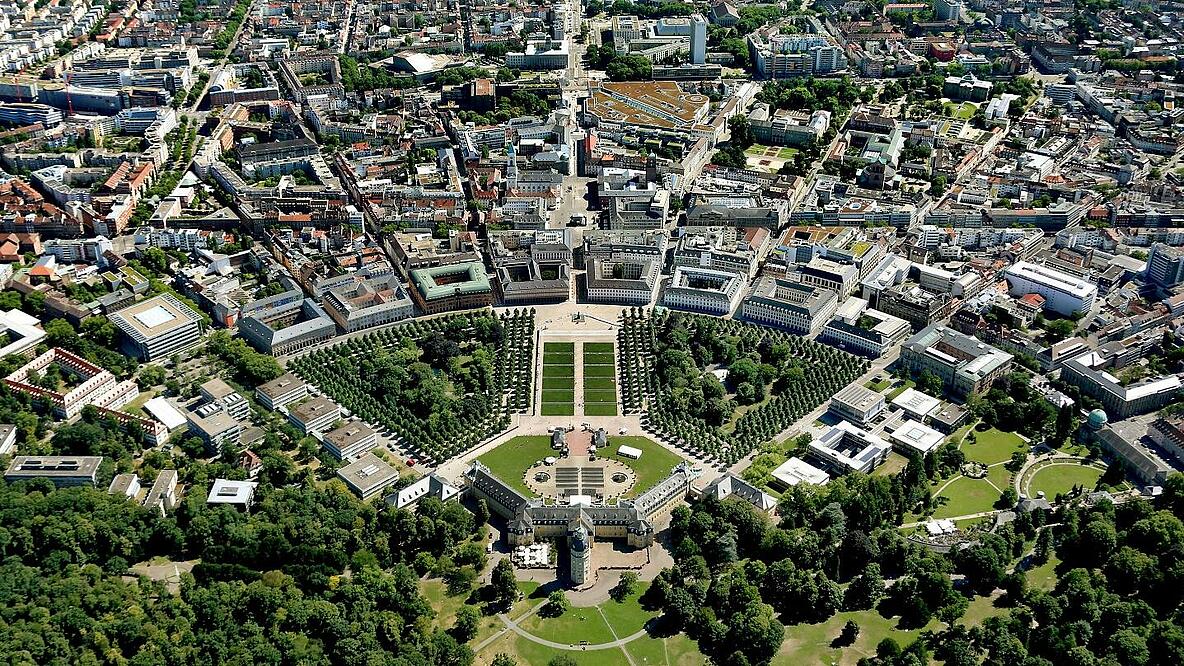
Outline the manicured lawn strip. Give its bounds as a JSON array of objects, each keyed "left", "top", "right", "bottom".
[
  {"left": 600, "top": 436, "right": 682, "bottom": 496},
  {"left": 964, "top": 428, "right": 1026, "bottom": 465},
  {"left": 1027, "top": 463, "right": 1103, "bottom": 498},
  {"left": 543, "top": 377, "right": 575, "bottom": 389},
  {"left": 543, "top": 365, "right": 575, "bottom": 378},
  {"left": 542, "top": 403, "right": 575, "bottom": 416},
  {"left": 584, "top": 364, "right": 615, "bottom": 378},
  {"left": 864, "top": 377, "right": 892, "bottom": 392},
  {"left": 477, "top": 436, "right": 553, "bottom": 495},
  {"left": 584, "top": 389, "right": 618, "bottom": 403},
  {"left": 584, "top": 403, "right": 618, "bottom": 416},
  {"left": 584, "top": 342, "right": 615, "bottom": 353},
  {"left": 542, "top": 389, "right": 575, "bottom": 403},
  {"left": 932, "top": 477, "right": 1001, "bottom": 519},
  {"left": 583, "top": 353, "right": 616, "bottom": 365},
  {"left": 772, "top": 610, "right": 938, "bottom": 666},
  {"left": 544, "top": 342, "right": 575, "bottom": 352},
  {"left": 584, "top": 377, "right": 617, "bottom": 390},
  {"left": 544, "top": 353, "right": 576, "bottom": 364}
]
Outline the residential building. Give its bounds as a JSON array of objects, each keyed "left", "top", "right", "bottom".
[
  {"left": 142, "top": 469, "right": 179, "bottom": 516},
  {"left": 387, "top": 473, "right": 462, "bottom": 510},
  {"left": 702, "top": 474, "right": 777, "bottom": 512},
  {"left": 109, "top": 293, "right": 204, "bottom": 361},
  {"left": 5, "top": 456, "right": 102, "bottom": 487},
  {"left": 899, "top": 325, "right": 1013, "bottom": 399}
]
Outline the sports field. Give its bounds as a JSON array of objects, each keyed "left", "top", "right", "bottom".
[
  {"left": 583, "top": 341, "right": 617, "bottom": 416},
  {"left": 541, "top": 342, "right": 575, "bottom": 415}
]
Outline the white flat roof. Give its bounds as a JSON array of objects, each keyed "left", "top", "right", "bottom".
[
  {"left": 889, "top": 420, "right": 945, "bottom": 454},
  {"left": 143, "top": 396, "right": 187, "bottom": 430},
  {"left": 1007, "top": 261, "right": 1097, "bottom": 298},
  {"left": 207, "top": 478, "right": 257, "bottom": 504},
  {"left": 771, "top": 456, "right": 830, "bottom": 486},
  {"left": 618, "top": 445, "right": 643, "bottom": 458},
  {"left": 133, "top": 304, "right": 177, "bottom": 329},
  {"left": 891, "top": 387, "right": 941, "bottom": 417}
]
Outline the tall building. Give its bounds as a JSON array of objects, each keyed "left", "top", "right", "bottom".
[
  {"left": 691, "top": 14, "right": 707, "bottom": 65},
  {"left": 1004, "top": 261, "right": 1097, "bottom": 315},
  {"left": 1147, "top": 243, "right": 1184, "bottom": 288},
  {"left": 934, "top": 0, "right": 963, "bottom": 21},
  {"left": 109, "top": 294, "right": 205, "bottom": 361}
]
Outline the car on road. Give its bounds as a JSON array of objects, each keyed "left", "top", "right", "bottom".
[{"left": 406, "top": 458, "right": 417, "bottom": 467}]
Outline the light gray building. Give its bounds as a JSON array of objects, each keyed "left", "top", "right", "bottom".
[{"left": 5, "top": 456, "right": 103, "bottom": 487}]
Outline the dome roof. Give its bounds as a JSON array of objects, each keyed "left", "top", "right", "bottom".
[{"left": 1087, "top": 409, "right": 1109, "bottom": 428}]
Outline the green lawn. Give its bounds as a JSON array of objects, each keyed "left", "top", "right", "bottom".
[
  {"left": 773, "top": 610, "right": 939, "bottom": 666},
  {"left": 584, "top": 364, "right": 615, "bottom": 378},
  {"left": 1027, "top": 463, "right": 1103, "bottom": 499},
  {"left": 599, "top": 436, "right": 684, "bottom": 497},
  {"left": 544, "top": 353, "right": 576, "bottom": 365},
  {"left": 542, "top": 403, "right": 575, "bottom": 416},
  {"left": 546, "top": 342, "right": 575, "bottom": 352},
  {"left": 872, "top": 452, "right": 910, "bottom": 477},
  {"left": 585, "top": 403, "right": 618, "bottom": 416},
  {"left": 477, "top": 436, "right": 555, "bottom": 495},
  {"left": 584, "top": 353, "right": 616, "bottom": 365},
  {"left": 584, "top": 342, "right": 614, "bottom": 353},
  {"left": 1024, "top": 553, "right": 1061, "bottom": 592},
  {"left": 478, "top": 634, "right": 632, "bottom": 666},
  {"left": 543, "top": 389, "right": 575, "bottom": 403},
  {"left": 623, "top": 632, "right": 706, "bottom": 666},
  {"left": 943, "top": 101, "right": 977, "bottom": 119},
  {"left": 885, "top": 379, "right": 916, "bottom": 400},
  {"left": 963, "top": 428, "right": 1026, "bottom": 465},
  {"left": 544, "top": 365, "right": 575, "bottom": 378},
  {"left": 777, "top": 147, "right": 799, "bottom": 159},
  {"left": 585, "top": 389, "right": 618, "bottom": 403},
  {"left": 420, "top": 579, "right": 468, "bottom": 631},
  {"left": 519, "top": 605, "right": 618, "bottom": 645},
  {"left": 932, "top": 477, "right": 1002, "bottom": 519},
  {"left": 598, "top": 582, "right": 655, "bottom": 637},
  {"left": 986, "top": 464, "right": 1012, "bottom": 492},
  {"left": 543, "top": 377, "right": 575, "bottom": 389},
  {"left": 584, "top": 377, "right": 617, "bottom": 390},
  {"left": 864, "top": 377, "right": 892, "bottom": 392}
]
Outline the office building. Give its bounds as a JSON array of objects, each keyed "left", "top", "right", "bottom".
[
  {"left": 820, "top": 301, "right": 911, "bottom": 358},
  {"left": 255, "top": 373, "right": 308, "bottom": 411},
  {"left": 662, "top": 266, "right": 746, "bottom": 316},
  {"left": 770, "top": 457, "right": 831, "bottom": 488},
  {"left": 891, "top": 387, "right": 942, "bottom": 421},
  {"left": 322, "top": 421, "right": 378, "bottom": 461},
  {"left": 888, "top": 420, "right": 945, "bottom": 456},
  {"left": 323, "top": 273, "right": 414, "bottom": 333},
  {"left": 1061, "top": 351, "right": 1182, "bottom": 419},
  {"left": 5, "top": 456, "right": 102, "bottom": 487},
  {"left": 899, "top": 325, "right": 1013, "bottom": 399},
  {"left": 794, "top": 257, "right": 859, "bottom": 295},
  {"left": 207, "top": 479, "right": 258, "bottom": 510},
  {"left": 288, "top": 396, "right": 341, "bottom": 435},
  {"left": 238, "top": 291, "right": 337, "bottom": 355},
  {"left": 109, "top": 294, "right": 204, "bottom": 361},
  {"left": 142, "top": 469, "right": 179, "bottom": 516},
  {"left": 109, "top": 473, "right": 141, "bottom": 499},
  {"left": 740, "top": 279, "right": 838, "bottom": 335},
  {"left": 1004, "top": 261, "right": 1097, "bottom": 316},
  {"left": 0, "top": 309, "right": 47, "bottom": 359},
  {"left": 1147, "top": 243, "right": 1184, "bottom": 288},
  {"left": 408, "top": 262, "right": 493, "bottom": 314},
  {"left": 828, "top": 384, "right": 885, "bottom": 426},
  {"left": 337, "top": 452, "right": 401, "bottom": 500},
  {"left": 935, "top": 0, "right": 963, "bottom": 21},
  {"left": 0, "top": 101, "right": 63, "bottom": 128},
  {"left": 806, "top": 421, "right": 892, "bottom": 474}
]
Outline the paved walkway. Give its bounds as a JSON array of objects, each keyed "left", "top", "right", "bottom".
[{"left": 1015, "top": 453, "right": 1106, "bottom": 497}]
